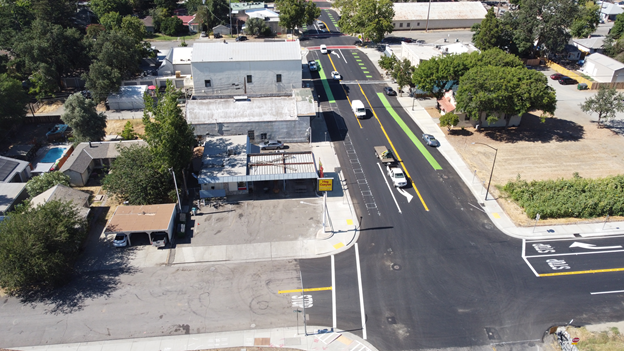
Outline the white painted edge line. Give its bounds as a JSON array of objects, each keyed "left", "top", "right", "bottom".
[
  {"left": 525, "top": 249, "right": 625, "bottom": 258},
  {"left": 331, "top": 254, "right": 337, "bottom": 329},
  {"left": 522, "top": 239, "right": 540, "bottom": 277},
  {"left": 376, "top": 163, "right": 402, "bottom": 214},
  {"left": 590, "top": 290, "right": 624, "bottom": 295},
  {"left": 526, "top": 235, "right": 624, "bottom": 243},
  {"left": 355, "top": 243, "right": 367, "bottom": 340},
  {"left": 338, "top": 49, "right": 348, "bottom": 64}
]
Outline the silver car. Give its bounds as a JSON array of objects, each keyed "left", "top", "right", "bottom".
[
  {"left": 422, "top": 134, "right": 440, "bottom": 147},
  {"left": 259, "top": 140, "right": 285, "bottom": 150}
]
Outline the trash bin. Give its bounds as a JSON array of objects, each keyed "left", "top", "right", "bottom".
[{"left": 577, "top": 83, "right": 588, "bottom": 90}]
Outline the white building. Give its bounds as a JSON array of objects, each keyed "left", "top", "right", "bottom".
[
  {"left": 156, "top": 47, "right": 194, "bottom": 89},
  {"left": 581, "top": 53, "right": 624, "bottom": 83},
  {"left": 392, "top": 2, "right": 487, "bottom": 31},
  {"left": 186, "top": 88, "right": 315, "bottom": 142},
  {"left": 190, "top": 41, "right": 302, "bottom": 96},
  {"left": 572, "top": 37, "right": 606, "bottom": 55},
  {"left": 400, "top": 42, "right": 479, "bottom": 67}
]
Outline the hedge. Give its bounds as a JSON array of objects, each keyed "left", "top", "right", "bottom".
[{"left": 500, "top": 174, "right": 624, "bottom": 219}]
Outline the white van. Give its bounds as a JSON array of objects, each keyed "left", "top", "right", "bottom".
[
  {"left": 320, "top": 44, "right": 327, "bottom": 54},
  {"left": 352, "top": 100, "right": 366, "bottom": 118}
]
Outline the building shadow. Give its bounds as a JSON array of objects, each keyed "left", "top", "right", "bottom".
[{"left": 482, "top": 113, "right": 585, "bottom": 143}]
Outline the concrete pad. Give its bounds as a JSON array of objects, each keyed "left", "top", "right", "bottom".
[
  {"left": 158, "top": 335, "right": 190, "bottom": 351},
  {"left": 226, "top": 243, "right": 272, "bottom": 261},
  {"left": 271, "top": 240, "right": 304, "bottom": 259}
]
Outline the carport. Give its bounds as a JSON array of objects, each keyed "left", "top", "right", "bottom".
[
  {"left": 246, "top": 152, "right": 318, "bottom": 193},
  {"left": 104, "top": 204, "right": 177, "bottom": 246}
]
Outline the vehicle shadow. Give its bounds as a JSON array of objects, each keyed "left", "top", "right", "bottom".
[{"left": 483, "top": 112, "right": 585, "bottom": 143}]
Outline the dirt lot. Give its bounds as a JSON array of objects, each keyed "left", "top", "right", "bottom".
[
  {"left": 437, "top": 112, "right": 624, "bottom": 226},
  {"left": 105, "top": 118, "right": 146, "bottom": 136},
  {"left": 544, "top": 325, "right": 624, "bottom": 351}
]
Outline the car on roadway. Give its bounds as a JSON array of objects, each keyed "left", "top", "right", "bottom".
[
  {"left": 113, "top": 234, "right": 128, "bottom": 247},
  {"left": 317, "top": 20, "right": 325, "bottom": 28},
  {"left": 331, "top": 71, "right": 341, "bottom": 80},
  {"left": 550, "top": 73, "right": 564, "bottom": 80},
  {"left": 384, "top": 87, "right": 397, "bottom": 96},
  {"left": 200, "top": 31, "right": 207, "bottom": 37},
  {"left": 308, "top": 60, "right": 318, "bottom": 71},
  {"left": 382, "top": 37, "right": 404, "bottom": 44},
  {"left": 422, "top": 133, "right": 440, "bottom": 147},
  {"left": 214, "top": 32, "right": 222, "bottom": 38},
  {"left": 259, "top": 140, "right": 286, "bottom": 150},
  {"left": 320, "top": 44, "right": 327, "bottom": 54},
  {"left": 402, "top": 38, "right": 415, "bottom": 43},
  {"left": 558, "top": 77, "right": 578, "bottom": 85},
  {"left": 236, "top": 35, "right": 248, "bottom": 41}
]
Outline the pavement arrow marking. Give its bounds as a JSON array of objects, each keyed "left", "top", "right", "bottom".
[
  {"left": 569, "top": 242, "right": 623, "bottom": 250},
  {"left": 331, "top": 50, "right": 341, "bottom": 60},
  {"left": 397, "top": 188, "right": 413, "bottom": 203}
]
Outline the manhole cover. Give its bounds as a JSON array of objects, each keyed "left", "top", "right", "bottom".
[
  {"left": 391, "top": 263, "right": 401, "bottom": 271},
  {"left": 386, "top": 316, "right": 397, "bottom": 324},
  {"left": 484, "top": 327, "right": 501, "bottom": 340},
  {"left": 483, "top": 223, "right": 494, "bottom": 230}
]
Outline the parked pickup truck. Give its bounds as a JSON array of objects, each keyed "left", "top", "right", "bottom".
[{"left": 374, "top": 146, "right": 407, "bottom": 188}]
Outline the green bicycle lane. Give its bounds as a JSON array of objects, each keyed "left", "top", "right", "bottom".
[
  {"left": 316, "top": 59, "right": 335, "bottom": 103},
  {"left": 376, "top": 93, "right": 442, "bottom": 170}
]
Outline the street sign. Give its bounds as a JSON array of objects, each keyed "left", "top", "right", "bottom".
[
  {"left": 318, "top": 177, "right": 333, "bottom": 192},
  {"left": 572, "top": 337, "right": 579, "bottom": 345},
  {"left": 536, "top": 213, "right": 540, "bottom": 221}
]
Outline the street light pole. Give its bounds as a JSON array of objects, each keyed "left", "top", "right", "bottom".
[
  {"left": 472, "top": 142, "right": 498, "bottom": 201},
  {"left": 169, "top": 168, "right": 182, "bottom": 211}
]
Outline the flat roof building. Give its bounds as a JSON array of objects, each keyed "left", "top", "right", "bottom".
[{"left": 392, "top": 2, "right": 487, "bottom": 31}]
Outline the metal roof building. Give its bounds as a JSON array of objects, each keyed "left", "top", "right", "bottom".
[
  {"left": 192, "top": 41, "right": 301, "bottom": 63},
  {"left": 392, "top": 2, "right": 487, "bottom": 30}
]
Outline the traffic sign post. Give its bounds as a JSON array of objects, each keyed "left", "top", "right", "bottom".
[{"left": 572, "top": 337, "right": 579, "bottom": 345}]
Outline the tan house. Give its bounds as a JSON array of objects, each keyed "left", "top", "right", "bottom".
[
  {"left": 60, "top": 140, "right": 146, "bottom": 186},
  {"left": 30, "top": 184, "right": 91, "bottom": 220}
]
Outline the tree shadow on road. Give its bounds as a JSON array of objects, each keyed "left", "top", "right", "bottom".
[{"left": 483, "top": 113, "right": 585, "bottom": 143}]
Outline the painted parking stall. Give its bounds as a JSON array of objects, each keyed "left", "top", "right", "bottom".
[{"left": 522, "top": 236, "right": 624, "bottom": 277}]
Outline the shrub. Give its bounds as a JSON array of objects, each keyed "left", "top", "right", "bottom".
[{"left": 500, "top": 174, "right": 624, "bottom": 219}]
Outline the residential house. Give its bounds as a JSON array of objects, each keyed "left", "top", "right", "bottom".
[
  {"left": 241, "top": 8, "right": 285, "bottom": 35},
  {"left": 30, "top": 184, "right": 91, "bottom": 220},
  {"left": 0, "top": 156, "right": 32, "bottom": 183},
  {"left": 572, "top": 36, "right": 606, "bottom": 56},
  {"left": 142, "top": 16, "right": 154, "bottom": 33},
  {"left": 392, "top": 2, "right": 487, "bottom": 31},
  {"left": 600, "top": 1, "right": 624, "bottom": 21},
  {"left": 580, "top": 53, "right": 624, "bottom": 83},
  {"left": 60, "top": 140, "right": 147, "bottom": 186},
  {"left": 176, "top": 15, "right": 197, "bottom": 33},
  {"left": 0, "top": 183, "right": 28, "bottom": 219},
  {"left": 186, "top": 88, "right": 315, "bottom": 142},
  {"left": 213, "top": 24, "right": 230, "bottom": 36},
  {"left": 437, "top": 90, "right": 522, "bottom": 128},
  {"left": 190, "top": 41, "right": 302, "bottom": 96}
]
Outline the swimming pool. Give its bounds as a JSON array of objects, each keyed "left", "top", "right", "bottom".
[{"left": 41, "top": 147, "right": 68, "bottom": 163}]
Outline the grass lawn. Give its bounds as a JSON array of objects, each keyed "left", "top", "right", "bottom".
[{"left": 146, "top": 33, "right": 200, "bottom": 41}]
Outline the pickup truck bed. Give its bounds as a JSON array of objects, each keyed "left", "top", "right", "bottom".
[{"left": 374, "top": 146, "right": 395, "bottom": 164}]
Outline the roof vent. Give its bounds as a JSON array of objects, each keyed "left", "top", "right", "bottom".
[
  {"left": 233, "top": 96, "right": 248, "bottom": 102},
  {"left": 435, "top": 45, "right": 441, "bottom": 49}
]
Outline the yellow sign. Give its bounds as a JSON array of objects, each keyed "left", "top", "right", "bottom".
[{"left": 318, "top": 178, "right": 333, "bottom": 192}]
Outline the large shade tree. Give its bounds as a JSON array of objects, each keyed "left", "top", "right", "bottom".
[
  {"left": 62, "top": 93, "right": 107, "bottom": 142},
  {"left": 0, "top": 74, "right": 30, "bottom": 131},
  {"left": 455, "top": 66, "right": 557, "bottom": 126},
  {"left": 276, "top": 0, "right": 320, "bottom": 34},
  {"left": 334, "top": 0, "right": 394, "bottom": 43}
]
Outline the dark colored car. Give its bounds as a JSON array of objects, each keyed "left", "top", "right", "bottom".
[
  {"left": 382, "top": 37, "right": 404, "bottom": 44},
  {"left": 384, "top": 87, "right": 397, "bottom": 96},
  {"left": 558, "top": 77, "right": 578, "bottom": 85},
  {"left": 236, "top": 35, "right": 248, "bottom": 41},
  {"left": 401, "top": 38, "right": 415, "bottom": 43},
  {"left": 214, "top": 32, "right": 222, "bottom": 38},
  {"left": 550, "top": 73, "right": 564, "bottom": 80}
]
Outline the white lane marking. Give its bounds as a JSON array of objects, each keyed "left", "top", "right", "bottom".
[
  {"left": 525, "top": 249, "right": 625, "bottom": 258},
  {"left": 355, "top": 243, "right": 367, "bottom": 340},
  {"left": 331, "top": 254, "right": 337, "bottom": 329},
  {"left": 522, "top": 239, "right": 540, "bottom": 277},
  {"left": 376, "top": 163, "right": 402, "bottom": 214},
  {"left": 570, "top": 242, "right": 623, "bottom": 250},
  {"left": 338, "top": 49, "right": 348, "bottom": 64},
  {"left": 526, "top": 235, "right": 624, "bottom": 243},
  {"left": 591, "top": 290, "right": 624, "bottom": 295},
  {"left": 397, "top": 187, "right": 413, "bottom": 203}
]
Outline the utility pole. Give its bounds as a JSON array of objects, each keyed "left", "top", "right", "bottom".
[{"left": 425, "top": 0, "right": 432, "bottom": 32}]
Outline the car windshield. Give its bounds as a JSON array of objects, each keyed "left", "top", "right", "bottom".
[
  {"left": 394, "top": 173, "right": 405, "bottom": 178},
  {"left": 115, "top": 235, "right": 125, "bottom": 241}
]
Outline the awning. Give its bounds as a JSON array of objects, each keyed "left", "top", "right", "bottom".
[{"left": 200, "top": 189, "right": 227, "bottom": 199}]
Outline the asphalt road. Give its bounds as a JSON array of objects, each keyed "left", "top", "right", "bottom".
[{"left": 301, "top": 18, "right": 624, "bottom": 350}]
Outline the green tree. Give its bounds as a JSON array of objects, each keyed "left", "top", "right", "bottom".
[
  {"left": 121, "top": 15, "right": 147, "bottom": 42},
  {"left": 502, "top": 0, "right": 580, "bottom": 56},
  {"left": 83, "top": 61, "right": 122, "bottom": 103},
  {"left": 25, "top": 171, "right": 71, "bottom": 198},
  {"left": 0, "top": 74, "right": 30, "bottom": 131},
  {"left": 334, "top": 0, "right": 394, "bottom": 43},
  {"left": 609, "top": 13, "right": 624, "bottom": 39},
  {"left": 603, "top": 35, "right": 624, "bottom": 62},
  {"left": 30, "top": 0, "right": 75, "bottom": 27},
  {"left": 378, "top": 54, "right": 398, "bottom": 71},
  {"left": 245, "top": 17, "right": 268, "bottom": 36},
  {"left": 90, "top": 0, "right": 132, "bottom": 19},
  {"left": 142, "top": 81, "right": 195, "bottom": 175},
  {"left": 160, "top": 16, "right": 185, "bottom": 36},
  {"left": 100, "top": 11, "right": 123, "bottom": 30},
  {"left": 570, "top": 0, "right": 601, "bottom": 38},
  {"left": 121, "top": 121, "right": 137, "bottom": 140},
  {"left": 102, "top": 145, "right": 173, "bottom": 204},
  {"left": 86, "top": 24, "right": 106, "bottom": 39},
  {"left": 155, "top": 0, "right": 177, "bottom": 12},
  {"left": 392, "top": 58, "right": 412, "bottom": 95},
  {"left": 472, "top": 8, "right": 504, "bottom": 51},
  {"left": 412, "top": 48, "right": 523, "bottom": 99},
  {"left": 439, "top": 112, "right": 460, "bottom": 131},
  {"left": 579, "top": 86, "right": 625, "bottom": 127},
  {"left": 148, "top": 7, "right": 170, "bottom": 33},
  {"left": 61, "top": 93, "right": 107, "bottom": 142},
  {"left": 0, "top": 200, "right": 87, "bottom": 294},
  {"left": 455, "top": 66, "right": 557, "bottom": 125},
  {"left": 276, "top": 0, "right": 321, "bottom": 34}
]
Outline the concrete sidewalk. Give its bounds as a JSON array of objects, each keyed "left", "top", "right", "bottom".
[
  {"left": 359, "top": 46, "right": 624, "bottom": 239},
  {"left": 17, "top": 326, "right": 376, "bottom": 351}
]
